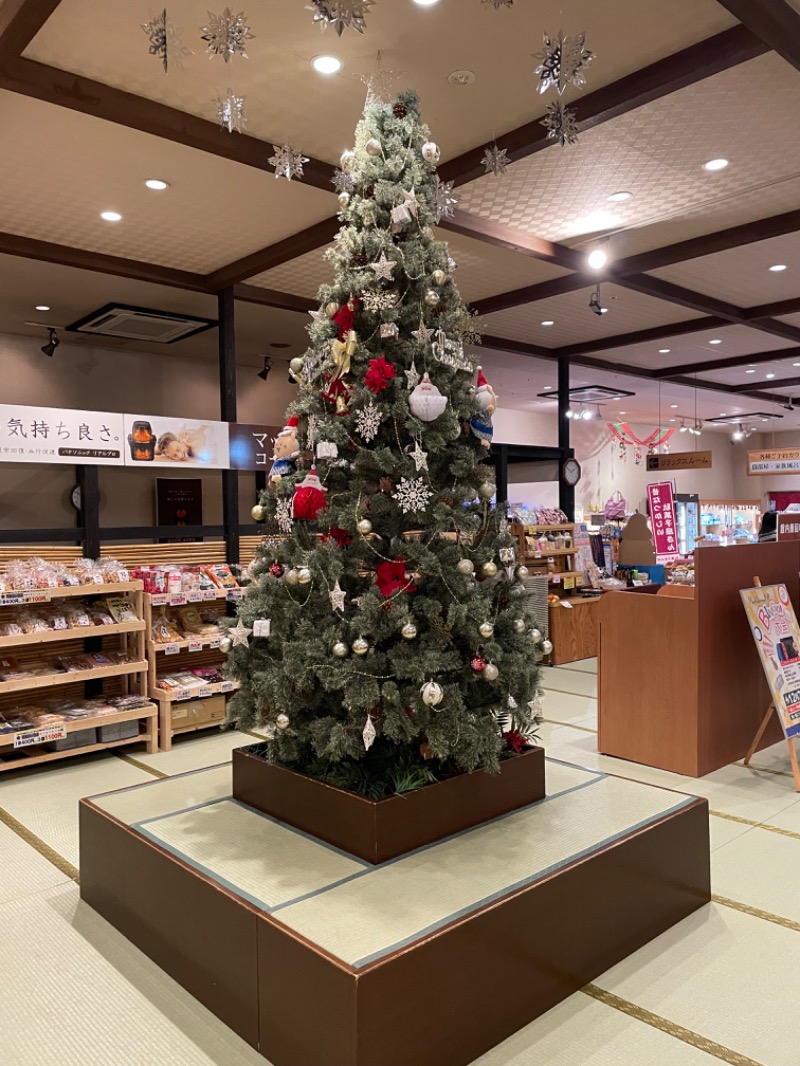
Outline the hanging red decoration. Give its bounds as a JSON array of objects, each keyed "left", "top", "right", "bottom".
[
  {"left": 332, "top": 297, "right": 359, "bottom": 340},
  {"left": 364, "top": 356, "right": 397, "bottom": 394},
  {"left": 608, "top": 422, "right": 675, "bottom": 448},
  {"left": 376, "top": 558, "right": 416, "bottom": 599},
  {"left": 322, "top": 527, "right": 352, "bottom": 549}
]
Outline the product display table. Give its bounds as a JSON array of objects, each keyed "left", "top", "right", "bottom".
[
  {"left": 548, "top": 596, "right": 600, "bottom": 664},
  {"left": 80, "top": 759, "right": 709, "bottom": 1066}
]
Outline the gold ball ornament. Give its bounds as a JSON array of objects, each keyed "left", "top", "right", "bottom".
[
  {"left": 276, "top": 714, "right": 290, "bottom": 730},
  {"left": 340, "top": 148, "right": 356, "bottom": 171},
  {"left": 333, "top": 641, "right": 349, "bottom": 658},
  {"left": 365, "top": 137, "right": 382, "bottom": 157},
  {"left": 251, "top": 503, "right": 267, "bottom": 522},
  {"left": 531, "top": 628, "right": 543, "bottom": 643},
  {"left": 513, "top": 618, "right": 526, "bottom": 634},
  {"left": 357, "top": 518, "right": 373, "bottom": 535},
  {"left": 483, "top": 663, "right": 499, "bottom": 682},
  {"left": 289, "top": 356, "right": 305, "bottom": 379},
  {"left": 219, "top": 636, "right": 232, "bottom": 653},
  {"left": 401, "top": 621, "right": 418, "bottom": 640},
  {"left": 421, "top": 679, "right": 444, "bottom": 707},
  {"left": 541, "top": 639, "right": 554, "bottom": 655},
  {"left": 421, "top": 141, "right": 441, "bottom": 164},
  {"left": 352, "top": 637, "right": 369, "bottom": 656},
  {"left": 457, "top": 558, "right": 475, "bottom": 576},
  {"left": 338, "top": 192, "right": 350, "bottom": 209},
  {"left": 297, "top": 567, "right": 312, "bottom": 585},
  {"left": 481, "top": 561, "right": 498, "bottom": 578},
  {"left": 479, "top": 483, "right": 495, "bottom": 500},
  {"left": 432, "top": 269, "right": 447, "bottom": 285},
  {"left": 285, "top": 568, "right": 300, "bottom": 586},
  {"left": 516, "top": 565, "right": 530, "bottom": 580},
  {"left": 325, "top": 301, "right": 339, "bottom": 319},
  {"left": 424, "top": 289, "right": 439, "bottom": 306},
  {"left": 478, "top": 621, "right": 495, "bottom": 638}
]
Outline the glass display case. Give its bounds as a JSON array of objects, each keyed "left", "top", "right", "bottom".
[
  {"left": 698, "top": 500, "right": 761, "bottom": 546},
  {"left": 675, "top": 494, "right": 699, "bottom": 555}
]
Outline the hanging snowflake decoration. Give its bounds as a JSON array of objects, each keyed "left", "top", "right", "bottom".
[
  {"left": 355, "top": 402, "right": 382, "bottom": 442},
  {"left": 308, "top": 0, "right": 375, "bottom": 37},
  {"left": 142, "top": 9, "right": 192, "bottom": 73},
  {"left": 482, "top": 0, "right": 513, "bottom": 6},
  {"left": 541, "top": 101, "right": 579, "bottom": 147},
  {"left": 361, "top": 290, "right": 397, "bottom": 313},
  {"left": 215, "top": 89, "right": 246, "bottom": 133},
  {"left": 201, "top": 8, "right": 254, "bottom": 62},
  {"left": 306, "top": 414, "right": 319, "bottom": 450},
  {"left": 457, "top": 310, "right": 483, "bottom": 347},
  {"left": 276, "top": 499, "right": 293, "bottom": 534},
  {"left": 393, "top": 477, "right": 433, "bottom": 516},
  {"left": 482, "top": 143, "right": 510, "bottom": 177},
  {"left": 269, "top": 144, "right": 310, "bottom": 181},
  {"left": 331, "top": 168, "right": 355, "bottom": 195},
  {"left": 433, "top": 179, "right": 458, "bottom": 223},
  {"left": 534, "top": 30, "right": 594, "bottom": 96}
]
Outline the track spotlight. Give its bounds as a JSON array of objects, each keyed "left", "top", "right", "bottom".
[
  {"left": 257, "top": 356, "right": 272, "bottom": 382},
  {"left": 782, "top": 399, "right": 796, "bottom": 412},
  {"left": 731, "top": 424, "right": 745, "bottom": 443},
  {"left": 588, "top": 285, "right": 606, "bottom": 316},
  {"left": 688, "top": 421, "right": 703, "bottom": 436},
  {"left": 587, "top": 245, "right": 608, "bottom": 270},
  {"left": 678, "top": 419, "right": 688, "bottom": 433},
  {"left": 41, "top": 328, "right": 59, "bottom": 357}
]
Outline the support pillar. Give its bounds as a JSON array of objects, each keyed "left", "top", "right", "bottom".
[
  {"left": 557, "top": 358, "right": 575, "bottom": 520},
  {"left": 219, "top": 287, "right": 239, "bottom": 567}
]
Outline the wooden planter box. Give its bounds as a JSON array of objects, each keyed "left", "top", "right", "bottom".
[{"left": 232, "top": 743, "right": 546, "bottom": 864}]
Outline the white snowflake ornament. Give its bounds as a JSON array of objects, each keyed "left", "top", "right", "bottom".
[
  {"left": 276, "top": 498, "right": 293, "bottom": 534},
  {"left": 201, "top": 8, "right": 254, "bottom": 62},
  {"left": 355, "top": 402, "right": 382, "bottom": 442},
  {"left": 269, "top": 144, "right": 310, "bottom": 181},
  {"left": 482, "top": 143, "right": 510, "bottom": 176},
  {"left": 393, "top": 477, "right": 433, "bottom": 515}
]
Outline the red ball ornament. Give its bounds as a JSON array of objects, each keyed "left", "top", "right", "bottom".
[
  {"left": 268, "top": 562, "right": 284, "bottom": 578},
  {"left": 470, "top": 654, "right": 486, "bottom": 673}
]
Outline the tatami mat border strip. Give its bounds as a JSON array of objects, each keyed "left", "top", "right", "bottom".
[
  {"left": 0, "top": 806, "right": 79, "bottom": 882},
  {"left": 712, "top": 893, "right": 800, "bottom": 934},
  {"left": 582, "top": 984, "right": 765, "bottom": 1066},
  {"left": 541, "top": 717, "right": 597, "bottom": 734},
  {"left": 711, "top": 809, "right": 800, "bottom": 842},
  {"left": 115, "top": 753, "right": 169, "bottom": 779}
]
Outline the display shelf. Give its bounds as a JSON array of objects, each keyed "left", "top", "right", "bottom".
[
  {"left": 524, "top": 548, "right": 577, "bottom": 558},
  {"left": 0, "top": 620, "right": 145, "bottom": 650},
  {"left": 0, "top": 581, "right": 143, "bottom": 605},
  {"left": 521, "top": 523, "right": 575, "bottom": 532},
  {"left": 149, "top": 680, "right": 238, "bottom": 703},
  {"left": 0, "top": 659, "right": 148, "bottom": 696},
  {"left": 148, "top": 588, "right": 241, "bottom": 607},
  {"left": 151, "top": 635, "right": 223, "bottom": 655}
]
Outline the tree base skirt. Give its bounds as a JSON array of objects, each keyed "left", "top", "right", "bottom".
[{"left": 232, "top": 743, "right": 546, "bottom": 864}]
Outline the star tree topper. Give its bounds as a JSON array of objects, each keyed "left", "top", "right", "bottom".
[{"left": 358, "top": 50, "right": 403, "bottom": 105}]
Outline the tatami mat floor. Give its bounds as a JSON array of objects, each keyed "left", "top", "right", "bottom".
[{"left": 0, "top": 664, "right": 797, "bottom": 1065}]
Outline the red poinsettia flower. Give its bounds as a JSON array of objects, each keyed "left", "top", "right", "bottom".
[
  {"left": 502, "top": 729, "right": 528, "bottom": 754},
  {"left": 364, "top": 356, "right": 397, "bottom": 394},
  {"left": 321, "top": 526, "right": 352, "bottom": 549},
  {"left": 376, "top": 558, "right": 416, "bottom": 599}
]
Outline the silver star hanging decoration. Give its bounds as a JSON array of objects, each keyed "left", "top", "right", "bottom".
[
  {"left": 329, "top": 580, "right": 346, "bottom": 612},
  {"left": 308, "top": 306, "right": 326, "bottom": 324},
  {"left": 534, "top": 30, "right": 594, "bottom": 96},
  {"left": 331, "top": 168, "right": 355, "bottom": 195},
  {"left": 269, "top": 144, "right": 310, "bottom": 181},
  {"left": 215, "top": 88, "right": 246, "bottom": 133},
  {"left": 541, "top": 101, "right": 579, "bottom": 147},
  {"left": 368, "top": 251, "right": 396, "bottom": 281},
  {"left": 143, "top": 9, "right": 192, "bottom": 73},
  {"left": 405, "top": 360, "right": 421, "bottom": 390},
  {"left": 201, "top": 8, "right": 254, "bottom": 62},
  {"left": 308, "top": 0, "right": 375, "bottom": 37},
  {"left": 363, "top": 715, "right": 377, "bottom": 751},
  {"left": 482, "top": 142, "right": 510, "bottom": 177},
  {"left": 359, "top": 51, "right": 402, "bottom": 105},
  {"left": 410, "top": 440, "right": 428, "bottom": 473},
  {"left": 229, "top": 620, "right": 253, "bottom": 647},
  {"left": 412, "top": 322, "right": 433, "bottom": 346},
  {"left": 276, "top": 498, "right": 293, "bottom": 534},
  {"left": 433, "top": 178, "right": 458, "bottom": 223}
]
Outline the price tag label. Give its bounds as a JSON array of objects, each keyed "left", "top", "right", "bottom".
[
  {"left": 198, "top": 688, "right": 213, "bottom": 698},
  {"left": 164, "top": 643, "right": 181, "bottom": 656},
  {"left": 188, "top": 640, "right": 203, "bottom": 653},
  {"left": 169, "top": 595, "right": 186, "bottom": 607},
  {"left": 209, "top": 638, "right": 221, "bottom": 650},
  {"left": 563, "top": 576, "right": 575, "bottom": 590},
  {"left": 187, "top": 592, "right": 202, "bottom": 603},
  {"left": 220, "top": 680, "right": 234, "bottom": 694},
  {"left": 227, "top": 589, "right": 244, "bottom": 602},
  {"left": 14, "top": 725, "right": 67, "bottom": 749},
  {"left": 174, "top": 688, "right": 191, "bottom": 702},
  {"left": 202, "top": 590, "right": 217, "bottom": 601},
  {"left": 559, "top": 599, "right": 574, "bottom": 608},
  {"left": 0, "top": 591, "right": 46, "bottom": 606},
  {"left": 551, "top": 575, "right": 562, "bottom": 585},
  {"left": 151, "top": 594, "right": 167, "bottom": 607}
]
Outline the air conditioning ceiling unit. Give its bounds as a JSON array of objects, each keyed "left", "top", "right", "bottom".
[{"left": 66, "top": 304, "right": 216, "bottom": 344}]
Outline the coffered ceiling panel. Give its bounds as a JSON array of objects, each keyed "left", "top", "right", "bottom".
[
  {"left": 479, "top": 284, "right": 702, "bottom": 347},
  {"left": 0, "top": 91, "right": 334, "bottom": 273},
  {"left": 24, "top": 0, "right": 734, "bottom": 165},
  {"left": 696, "top": 352, "right": 800, "bottom": 387},
  {"left": 610, "top": 326, "right": 794, "bottom": 371},
  {"left": 649, "top": 232, "right": 800, "bottom": 308},
  {"left": 457, "top": 53, "right": 800, "bottom": 250}
]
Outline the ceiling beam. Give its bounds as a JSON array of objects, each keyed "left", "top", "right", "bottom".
[
  {"left": 472, "top": 275, "right": 587, "bottom": 317},
  {"left": 205, "top": 216, "right": 340, "bottom": 290},
  {"left": 555, "top": 318, "right": 732, "bottom": 358},
  {"left": 729, "top": 375, "right": 800, "bottom": 394},
  {"left": 438, "top": 26, "right": 767, "bottom": 187},
  {"left": 0, "top": 57, "right": 337, "bottom": 192},
  {"left": 438, "top": 213, "right": 583, "bottom": 271},
  {"left": 234, "top": 284, "right": 312, "bottom": 314},
  {"left": 0, "top": 0, "right": 61, "bottom": 61},
  {"left": 655, "top": 346, "right": 800, "bottom": 378},
  {"left": 714, "top": 0, "right": 800, "bottom": 72},
  {"left": 744, "top": 297, "right": 800, "bottom": 320}
]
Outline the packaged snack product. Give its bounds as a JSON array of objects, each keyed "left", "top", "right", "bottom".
[
  {"left": 106, "top": 597, "right": 139, "bottom": 623},
  {"left": 201, "top": 563, "right": 239, "bottom": 589},
  {"left": 63, "top": 603, "right": 93, "bottom": 627},
  {"left": 99, "top": 558, "right": 130, "bottom": 583},
  {"left": 151, "top": 612, "right": 182, "bottom": 644}
]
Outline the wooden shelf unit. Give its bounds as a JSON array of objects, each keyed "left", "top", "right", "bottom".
[{"left": 0, "top": 705, "right": 157, "bottom": 771}]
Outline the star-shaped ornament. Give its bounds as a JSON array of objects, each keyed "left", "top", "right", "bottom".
[
  {"left": 359, "top": 51, "right": 403, "bottom": 106},
  {"left": 329, "top": 580, "right": 346, "bottom": 612},
  {"left": 405, "top": 360, "right": 421, "bottom": 390},
  {"left": 229, "top": 620, "right": 253, "bottom": 647},
  {"left": 402, "top": 188, "right": 419, "bottom": 216},
  {"left": 410, "top": 440, "right": 428, "bottom": 473},
  {"left": 369, "top": 252, "right": 396, "bottom": 281},
  {"left": 309, "top": 307, "right": 326, "bottom": 323},
  {"left": 412, "top": 322, "right": 433, "bottom": 345}
]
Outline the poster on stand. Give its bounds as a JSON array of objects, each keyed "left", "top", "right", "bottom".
[
  {"left": 0, "top": 404, "right": 124, "bottom": 465},
  {"left": 228, "top": 423, "right": 281, "bottom": 471},
  {"left": 741, "top": 583, "right": 800, "bottom": 739},
  {"left": 123, "top": 414, "right": 230, "bottom": 469},
  {"left": 646, "top": 482, "right": 680, "bottom": 561},
  {"left": 156, "top": 479, "right": 203, "bottom": 542}
]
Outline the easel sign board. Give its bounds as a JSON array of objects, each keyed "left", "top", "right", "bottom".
[{"left": 740, "top": 584, "right": 800, "bottom": 739}]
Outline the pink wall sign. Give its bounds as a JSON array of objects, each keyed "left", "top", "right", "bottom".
[{"left": 647, "top": 482, "right": 680, "bottom": 560}]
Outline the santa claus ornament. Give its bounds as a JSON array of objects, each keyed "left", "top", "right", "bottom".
[
  {"left": 469, "top": 367, "right": 497, "bottom": 448},
  {"left": 409, "top": 373, "right": 448, "bottom": 422},
  {"left": 292, "top": 467, "right": 328, "bottom": 521}
]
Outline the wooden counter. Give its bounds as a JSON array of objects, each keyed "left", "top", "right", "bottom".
[
  {"left": 548, "top": 598, "right": 599, "bottom": 665},
  {"left": 598, "top": 544, "right": 797, "bottom": 777}
]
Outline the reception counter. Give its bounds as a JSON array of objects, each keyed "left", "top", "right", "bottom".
[{"left": 597, "top": 543, "right": 798, "bottom": 777}]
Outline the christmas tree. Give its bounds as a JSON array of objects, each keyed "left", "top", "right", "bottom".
[{"left": 224, "top": 89, "right": 543, "bottom": 798}]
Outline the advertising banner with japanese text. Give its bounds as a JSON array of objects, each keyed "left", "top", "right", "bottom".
[
  {"left": 228, "top": 423, "right": 281, "bottom": 471},
  {"left": 647, "top": 481, "right": 680, "bottom": 560},
  {"left": 123, "top": 414, "right": 230, "bottom": 469},
  {"left": 0, "top": 404, "right": 124, "bottom": 465},
  {"left": 741, "top": 583, "right": 800, "bottom": 739},
  {"left": 747, "top": 449, "right": 800, "bottom": 476}
]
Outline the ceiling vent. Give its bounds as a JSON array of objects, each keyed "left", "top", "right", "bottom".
[
  {"left": 705, "top": 412, "right": 783, "bottom": 425},
  {"left": 536, "top": 385, "right": 635, "bottom": 402},
  {"left": 66, "top": 304, "right": 216, "bottom": 344}
]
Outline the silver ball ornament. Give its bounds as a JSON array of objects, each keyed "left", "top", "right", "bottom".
[
  {"left": 401, "top": 621, "right": 418, "bottom": 640},
  {"left": 483, "top": 663, "right": 499, "bottom": 682},
  {"left": 479, "top": 483, "right": 495, "bottom": 500},
  {"left": 357, "top": 518, "right": 373, "bottom": 535},
  {"left": 286, "top": 568, "right": 300, "bottom": 586},
  {"left": 513, "top": 618, "right": 526, "bottom": 634},
  {"left": 340, "top": 148, "right": 355, "bottom": 171},
  {"left": 333, "top": 641, "right": 349, "bottom": 658},
  {"left": 424, "top": 289, "right": 439, "bottom": 306},
  {"left": 338, "top": 192, "right": 350, "bottom": 209},
  {"left": 421, "top": 141, "right": 441, "bottom": 164},
  {"left": 531, "top": 628, "right": 543, "bottom": 644},
  {"left": 276, "top": 714, "right": 290, "bottom": 730},
  {"left": 516, "top": 565, "right": 530, "bottom": 580},
  {"left": 457, "top": 558, "right": 475, "bottom": 576},
  {"left": 365, "top": 137, "right": 382, "bottom": 157},
  {"left": 352, "top": 637, "right": 369, "bottom": 656},
  {"left": 478, "top": 621, "right": 495, "bottom": 638},
  {"left": 297, "top": 567, "right": 312, "bottom": 585},
  {"left": 289, "top": 356, "right": 305, "bottom": 378},
  {"left": 481, "top": 561, "right": 498, "bottom": 578},
  {"left": 219, "top": 636, "right": 232, "bottom": 653},
  {"left": 421, "top": 679, "right": 444, "bottom": 707},
  {"left": 432, "top": 269, "right": 447, "bottom": 285},
  {"left": 541, "top": 639, "right": 553, "bottom": 655},
  {"left": 251, "top": 504, "right": 267, "bottom": 522}
]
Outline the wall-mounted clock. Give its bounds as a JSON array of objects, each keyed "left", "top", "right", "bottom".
[{"left": 562, "top": 458, "right": 582, "bottom": 487}]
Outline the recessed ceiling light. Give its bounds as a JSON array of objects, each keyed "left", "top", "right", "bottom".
[
  {"left": 709, "top": 339, "right": 722, "bottom": 345},
  {"left": 600, "top": 307, "right": 608, "bottom": 313},
  {"left": 35, "top": 305, "right": 50, "bottom": 311},
  {"left": 543, "top": 385, "right": 552, "bottom": 391},
  {"left": 144, "top": 179, "right": 169, "bottom": 190},
  {"left": 770, "top": 264, "right": 787, "bottom": 272},
  {"left": 766, "top": 373, "right": 776, "bottom": 379},
  {"left": 311, "top": 55, "right": 342, "bottom": 74},
  {"left": 100, "top": 211, "right": 122, "bottom": 222},
  {"left": 412, "top": 0, "right": 440, "bottom": 5},
  {"left": 746, "top": 369, "right": 756, "bottom": 374},
  {"left": 794, "top": 363, "right": 800, "bottom": 367},
  {"left": 703, "top": 158, "right": 729, "bottom": 171},
  {"left": 659, "top": 348, "right": 670, "bottom": 354},
  {"left": 670, "top": 404, "right": 678, "bottom": 409},
  {"left": 619, "top": 411, "right": 626, "bottom": 415},
  {"left": 669, "top": 418, "right": 676, "bottom": 422},
  {"left": 587, "top": 248, "right": 607, "bottom": 270},
  {"left": 607, "top": 191, "right": 632, "bottom": 202},
  {"left": 540, "top": 320, "right": 554, "bottom": 326},
  {"left": 720, "top": 413, "right": 727, "bottom": 417}
]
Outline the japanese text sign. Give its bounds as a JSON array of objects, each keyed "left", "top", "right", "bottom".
[
  {"left": 647, "top": 481, "right": 680, "bottom": 560},
  {"left": 778, "top": 514, "right": 800, "bottom": 541},
  {"left": 646, "top": 451, "right": 712, "bottom": 472},
  {"left": 748, "top": 449, "right": 800, "bottom": 476},
  {"left": 741, "top": 584, "right": 800, "bottom": 739},
  {"left": 228, "top": 423, "right": 281, "bottom": 471},
  {"left": 0, "top": 404, "right": 125, "bottom": 465}
]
